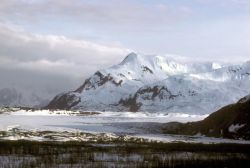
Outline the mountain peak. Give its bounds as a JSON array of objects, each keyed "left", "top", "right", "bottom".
[{"left": 119, "top": 52, "right": 139, "bottom": 65}]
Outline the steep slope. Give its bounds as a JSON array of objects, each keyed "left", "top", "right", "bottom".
[
  {"left": 163, "top": 95, "right": 250, "bottom": 140},
  {"left": 46, "top": 53, "right": 250, "bottom": 114}
]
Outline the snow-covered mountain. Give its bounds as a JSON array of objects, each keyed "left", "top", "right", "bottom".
[
  {"left": 0, "top": 88, "right": 49, "bottom": 107},
  {"left": 47, "top": 52, "right": 250, "bottom": 114}
]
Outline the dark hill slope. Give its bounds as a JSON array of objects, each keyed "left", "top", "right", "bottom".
[{"left": 163, "top": 95, "right": 250, "bottom": 140}]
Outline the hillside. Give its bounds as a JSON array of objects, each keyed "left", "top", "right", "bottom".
[{"left": 163, "top": 95, "right": 250, "bottom": 140}]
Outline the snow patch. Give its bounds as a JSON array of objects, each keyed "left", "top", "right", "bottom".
[
  {"left": 11, "top": 109, "right": 81, "bottom": 116},
  {"left": 6, "top": 125, "right": 21, "bottom": 132},
  {"left": 212, "top": 63, "right": 222, "bottom": 70},
  {"left": 228, "top": 124, "right": 246, "bottom": 133}
]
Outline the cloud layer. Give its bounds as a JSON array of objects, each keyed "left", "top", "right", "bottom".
[
  {"left": 0, "top": 25, "right": 130, "bottom": 77},
  {"left": 0, "top": 0, "right": 192, "bottom": 27}
]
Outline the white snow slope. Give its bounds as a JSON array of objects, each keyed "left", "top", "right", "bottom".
[{"left": 47, "top": 52, "right": 250, "bottom": 114}]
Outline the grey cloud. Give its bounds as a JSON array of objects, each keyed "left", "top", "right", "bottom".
[
  {"left": 0, "top": 0, "right": 193, "bottom": 29},
  {"left": 0, "top": 25, "right": 130, "bottom": 77}
]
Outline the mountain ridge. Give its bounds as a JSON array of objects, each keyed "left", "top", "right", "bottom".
[{"left": 46, "top": 52, "right": 250, "bottom": 114}]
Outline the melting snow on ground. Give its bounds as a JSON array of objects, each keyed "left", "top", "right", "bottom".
[{"left": 0, "top": 109, "right": 249, "bottom": 144}]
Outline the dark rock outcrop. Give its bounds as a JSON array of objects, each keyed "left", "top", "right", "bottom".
[
  {"left": 119, "top": 86, "right": 180, "bottom": 111},
  {"left": 75, "top": 71, "right": 123, "bottom": 93},
  {"left": 46, "top": 92, "right": 80, "bottom": 110}
]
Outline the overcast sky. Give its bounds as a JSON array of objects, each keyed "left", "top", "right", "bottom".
[{"left": 0, "top": 0, "right": 250, "bottom": 99}]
